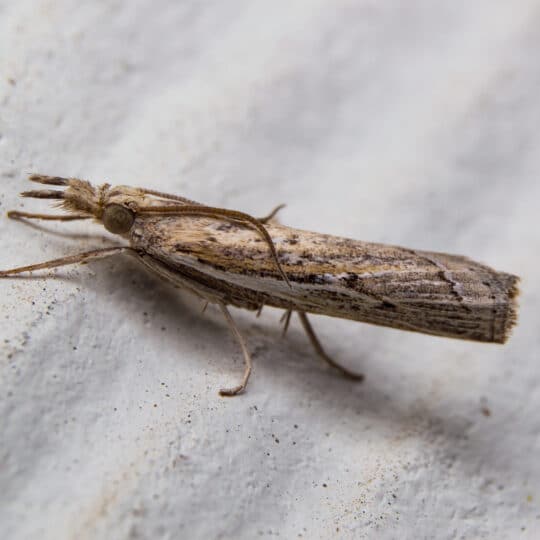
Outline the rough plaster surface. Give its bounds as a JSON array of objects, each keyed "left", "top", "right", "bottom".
[{"left": 1, "top": 2, "right": 539, "bottom": 539}]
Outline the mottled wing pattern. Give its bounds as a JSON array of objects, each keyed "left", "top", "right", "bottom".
[{"left": 130, "top": 216, "right": 519, "bottom": 343}]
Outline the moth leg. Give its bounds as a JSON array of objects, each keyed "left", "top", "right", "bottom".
[
  {"left": 7, "top": 210, "right": 90, "bottom": 221},
  {"left": 297, "top": 311, "right": 364, "bottom": 381},
  {"left": 0, "top": 247, "right": 133, "bottom": 277},
  {"left": 280, "top": 308, "right": 293, "bottom": 336},
  {"left": 258, "top": 204, "right": 286, "bottom": 224},
  {"left": 218, "top": 303, "right": 253, "bottom": 396}
]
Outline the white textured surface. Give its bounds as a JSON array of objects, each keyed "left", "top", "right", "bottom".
[{"left": 1, "top": 2, "right": 539, "bottom": 539}]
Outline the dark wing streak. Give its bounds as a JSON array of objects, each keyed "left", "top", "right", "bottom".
[{"left": 406, "top": 249, "right": 470, "bottom": 310}]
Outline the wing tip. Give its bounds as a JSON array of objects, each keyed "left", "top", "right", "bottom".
[{"left": 496, "top": 273, "right": 520, "bottom": 344}]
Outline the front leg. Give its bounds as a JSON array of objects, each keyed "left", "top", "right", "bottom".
[{"left": 0, "top": 247, "right": 134, "bottom": 277}]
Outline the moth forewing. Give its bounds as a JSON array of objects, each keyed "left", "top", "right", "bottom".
[
  {"left": 0, "top": 175, "right": 520, "bottom": 396},
  {"left": 130, "top": 215, "right": 519, "bottom": 344}
]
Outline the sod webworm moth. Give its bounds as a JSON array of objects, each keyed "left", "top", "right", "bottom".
[{"left": 1, "top": 175, "right": 520, "bottom": 395}]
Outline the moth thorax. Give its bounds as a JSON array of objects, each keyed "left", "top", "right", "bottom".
[{"left": 102, "top": 204, "right": 135, "bottom": 234}]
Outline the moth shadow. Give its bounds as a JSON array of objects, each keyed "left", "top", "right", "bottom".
[
  {"left": 249, "top": 316, "right": 529, "bottom": 490},
  {"left": 79, "top": 254, "right": 523, "bottom": 488}
]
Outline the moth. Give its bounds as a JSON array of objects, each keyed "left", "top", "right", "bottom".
[{"left": 1, "top": 175, "right": 519, "bottom": 395}]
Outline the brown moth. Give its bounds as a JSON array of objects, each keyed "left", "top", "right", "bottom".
[{"left": 1, "top": 175, "right": 520, "bottom": 395}]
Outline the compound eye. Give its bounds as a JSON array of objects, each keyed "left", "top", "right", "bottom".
[{"left": 102, "top": 204, "right": 135, "bottom": 234}]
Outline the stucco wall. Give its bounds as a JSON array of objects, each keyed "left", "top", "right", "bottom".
[{"left": 1, "top": 2, "right": 539, "bottom": 538}]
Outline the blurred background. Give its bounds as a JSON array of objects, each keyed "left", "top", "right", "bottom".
[{"left": 1, "top": 1, "right": 539, "bottom": 538}]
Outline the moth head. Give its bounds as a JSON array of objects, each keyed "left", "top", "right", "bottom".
[
  {"left": 99, "top": 185, "right": 149, "bottom": 234},
  {"left": 21, "top": 174, "right": 150, "bottom": 236}
]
